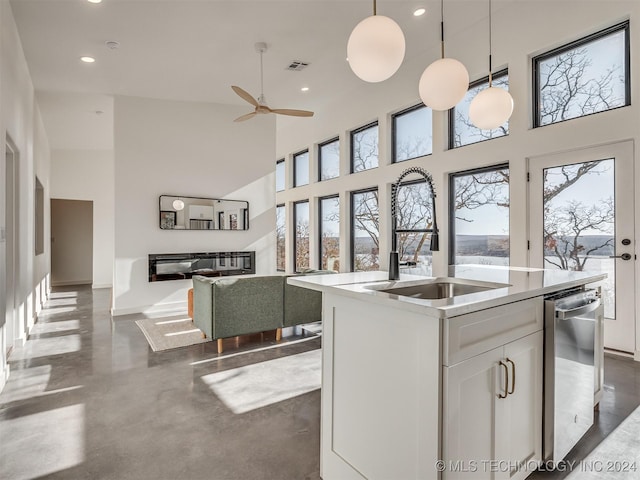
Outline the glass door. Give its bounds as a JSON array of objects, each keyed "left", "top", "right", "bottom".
[{"left": 529, "top": 141, "right": 635, "bottom": 353}]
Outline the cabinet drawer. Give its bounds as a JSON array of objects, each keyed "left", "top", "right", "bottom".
[{"left": 443, "top": 297, "right": 543, "bottom": 366}]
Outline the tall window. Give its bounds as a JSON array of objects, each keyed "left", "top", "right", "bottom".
[
  {"left": 449, "top": 165, "right": 510, "bottom": 266},
  {"left": 276, "top": 204, "right": 286, "bottom": 271},
  {"left": 35, "top": 176, "right": 44, "bottom": 255},
  {"left": 351, "top": 122, "right": 378, "bottom": 173},
  {"left": 450, "top": 70, "right": 510, "bottom": 149},
  {"left": 319, "top": 195, "right": 340, "bottom": 271},
  {"left": 351, "top": 188, "right": 379, "bottom": 272},
  {"left": 394, "top": 180, "right": 434, "bottom": 276},
  {"left": 319, "top": 137, "right": 340, "bottom": 181},
  {"left": 275, "top": 159, "right": 285, "bottom": 192},
  {"left": 294, "top": 150, "right": 309, "bottom": 187},
  {"left": 534, "top": 21, "right": 629, "bottom": 128},
  {"left": 294, "top": 200, "right": 310, "bottom": 272},
  {"left": 392, "top": 104, "right": 432, "bottom": 163}
]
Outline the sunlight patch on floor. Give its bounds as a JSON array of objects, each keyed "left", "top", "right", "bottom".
[
  {"left": 30, "top": 319, "right": 80, "bottom": 335},
  {"left": 0, "top": 403, "right": 85, "bottom": 480},
  {"left": 9, "top": 334, "right": 81, "bottom": 360},
  {"left": 201, "top": 349, "right": 321, "bottom": 414}
]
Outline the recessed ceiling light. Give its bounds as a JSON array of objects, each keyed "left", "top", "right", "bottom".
[
  {"left": 87, "top": 0, "right": 102, "bottom": 4},
  {"left": 80, "top": 56, "right": 96, "bottom": 63},
  {"left": 301, "top": 87, "right": 309, "bottom": 92},
  {"left": 413, "top": 8, "right": 426, "bottom": 17}
]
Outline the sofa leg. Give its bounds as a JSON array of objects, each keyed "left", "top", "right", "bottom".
[
  {"left": 276, "top": 328, "right": 282, "bottom": 342},
  {"left": 217, "top": 338, "right": 223, "bottom": 354}
]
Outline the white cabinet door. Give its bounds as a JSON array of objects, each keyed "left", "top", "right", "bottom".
[
  {"left": 444, "top": 332, "right": 543, "bottom": 480},
  {"left": 443, "top": 346, "right": 505, "bottom": 480},
  {"left": 497, "top": 332, "right": 543, "bottom": 480}
]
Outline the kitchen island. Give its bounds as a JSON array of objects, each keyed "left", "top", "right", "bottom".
[{"left": 288, "top": 265, "right": 606, "bottom": 480}]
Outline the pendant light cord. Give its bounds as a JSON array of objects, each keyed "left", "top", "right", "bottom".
[
  {"left": 373, "top": 0, "right": 376, "bottom": 15},
  {"left": 440, "top": 0, "right": 445, "bottom": 58},
  {"left": 488, "top": 0, "right": 493, "bottom": 86},
  {"left": 259, "top": 48, "right": 264, "bottom": 98}
]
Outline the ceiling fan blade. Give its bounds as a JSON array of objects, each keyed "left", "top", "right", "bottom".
[
  {"left": 231, "top": 86, "right": 259, "bottom": 107},
  {"left": 270, "top": 108, "right": 314, "bottom": 118},
  {"left": 234, "top": 112, "right": 257, "bottom": 122}
]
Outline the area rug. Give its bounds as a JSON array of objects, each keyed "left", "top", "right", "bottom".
[
  {"left": 200, "top": 348, "right": 321, "bottom": 414},
  {"left": 135, "top": 317, "right": 209, "bottom": 351},
  {"left": 566, "top": 404, "right": 640, "bottom": 479}
]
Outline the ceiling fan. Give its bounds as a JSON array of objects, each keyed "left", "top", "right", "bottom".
[{"left": 232, "top": 42, "right": 314, "bottom": 122}]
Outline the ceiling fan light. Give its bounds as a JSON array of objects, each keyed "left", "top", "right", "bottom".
[
  {"left": 347, "top": 15, "right": 406, "bottom": 83},
  {"left": 469, "top": 86, "right": 514, "bottom": 130},
  {"left": 418, "top": 57, "right": 469, "bottom": 111}
]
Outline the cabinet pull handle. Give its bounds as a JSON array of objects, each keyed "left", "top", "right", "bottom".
[
  {"left": 498, "top": 361, "right": 508, "bottom": 399},
  {"left": 506, "top": 358, "right": 516, "bottom": 395}
]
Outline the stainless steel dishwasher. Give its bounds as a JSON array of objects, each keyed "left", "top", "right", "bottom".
[{"left": 543, "top": 287, "right": 603, "bottom": 462}]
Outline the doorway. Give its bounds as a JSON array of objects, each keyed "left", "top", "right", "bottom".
[
  {"left": 50, "top": 199, "right": 93, "bottom": 287},
  {"left": 529, "top": 141, "right": 635, "bottom": 353}
]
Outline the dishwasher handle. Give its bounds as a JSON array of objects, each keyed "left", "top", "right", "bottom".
[{"left": 555, "top": 297, "right": 601, "bottom": 320}]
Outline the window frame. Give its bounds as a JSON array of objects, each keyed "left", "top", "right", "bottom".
[
  {"left": 293, "top": 149, "right": 310, "bottom": 187},
  {"left": 275, "top": 158, "right": 285, "bottom": 192},
  {"left": 350, "top": 121, "right": 379, "bottom": 174},
  {"left": 293, "top": 199, "right": 310, "bottom": 272},
  {"left": 391, "top": 103, "right": 432, "bottom": 163},
  {"left": 350, "top": 187, "right": 379, "bottom": 272},
  {"left": 318, "top": 194, "right": 340, "bottom": 270},
  {"left": 318, "top": 137, "right": 340, "bottom": 182},
  {"left": 276, "top": 203, "right": 286, "bottom": 272},
  {"left": 448, "top": 163, "right": 510, "bottom": 266},
  {"left": 448, "top": 68, "right": 509, "bottom": 150},
  {"left": 532, "top": 21, "right": 630, "bottom": 129}
]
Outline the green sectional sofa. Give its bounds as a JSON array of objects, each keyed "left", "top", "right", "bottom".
[{"left": 192, "top": 271, "right": 332, "bottom": 353}]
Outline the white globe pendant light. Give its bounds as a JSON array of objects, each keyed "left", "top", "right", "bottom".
[
  {"left": 347, "top": 0, "right": 406, "bottom": 83},
  {"left": 418, "top": 0, "right": 469, "bottom": 111},
  {"left": 469, "top": 0, "right": 514, "bottom": 129},
  {"left": 172, "top": 199, "right": 185, "bottom": 211}
]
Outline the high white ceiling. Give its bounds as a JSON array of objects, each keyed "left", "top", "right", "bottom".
[{"left": 10, "top": 0, "right": 492, "bottom": 150}]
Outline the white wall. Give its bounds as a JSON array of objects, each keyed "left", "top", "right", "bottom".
[
  {"left": 276, "top": 1, "right": 640, "bottom": 353},
  {"left": 0, "top": 1, "right": 51, "bottom": 389},
  {"left": 112, "top": 95, "right": 276, "bottom": 316},
  {"left": 50, "top": 149, "right": 114, "bottom": 288}
]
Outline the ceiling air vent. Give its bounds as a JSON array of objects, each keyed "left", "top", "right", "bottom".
[{"left": 286, "top": 61, "right": 309, "bottom": 71}]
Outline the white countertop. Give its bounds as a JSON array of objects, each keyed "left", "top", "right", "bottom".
[{"left": 287, "top": 265, "right": 606, "bottom": 318}]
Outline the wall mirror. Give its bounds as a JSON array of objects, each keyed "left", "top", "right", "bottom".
[{"left": 159, "top": 195, "right": 249, "bottom": 230}]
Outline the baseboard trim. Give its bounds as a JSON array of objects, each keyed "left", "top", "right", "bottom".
[
  {"left": 51, "top": 280, "right": 92, "bottom": 287},
  {"left": 92, "top": 284, "right": 112, "bottom": 290},
  {"left": 111, "top": 301, "right": 188, "bottom": 317}
]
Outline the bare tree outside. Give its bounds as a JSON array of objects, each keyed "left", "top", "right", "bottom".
[
  {"left": 352, "top": 190, "right": 379, "bottom": 272},
  {"left": 320, "top": 196, "right": 340, "bottom": 271},
  {"left": 452, "top": 73, "right": 509, "bottom": 148},
  {"left": 276, "top": 205, "right": 286, "bottom": 271},
  {"left": 295, "top": 201, "right": 310, "bottom": 272},
  {"left": 394, "top": 105, "right": 432, "bottom": 163},
  {"left": 320, "top": 139, "right": 340, "bottom": 181},
  {"left": 352, "top": 124, "right": 378, "bottom": 172},
  {"left": 536, "top": 25, "right": 627, "bottom": 127}
]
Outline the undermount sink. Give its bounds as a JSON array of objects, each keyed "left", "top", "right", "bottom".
[{"left": 366, "top": 277, "right": 509, "bottom": 300}]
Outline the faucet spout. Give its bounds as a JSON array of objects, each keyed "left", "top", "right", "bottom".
[{"left": 389, "top": 167, "right": 439, "bottom": 280}]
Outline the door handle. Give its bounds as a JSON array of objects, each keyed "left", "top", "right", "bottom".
[
  {"left": 609, "top": 253, "right": 632, "bottom": 260},
  {"left": 506, "top": 358, "right": 515, "bottom": 395},
  {"left": 498, "top": 361, "right": 508, "bottom": 399}
]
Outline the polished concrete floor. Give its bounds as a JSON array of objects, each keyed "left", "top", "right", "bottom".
[
  {"left": 0, "top": 287, "right": 321, "bottom": 480},
  {"left": 1, "top": 286, "right": 640, "bottom": 480}
]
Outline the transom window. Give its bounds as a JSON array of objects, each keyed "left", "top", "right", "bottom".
[
  {"left": 319, "top": 138, "right": 340, "bottom": 181},
  {"left": 392, "top": 104, "right": 433, "bottom": 163},
  {"left": 449, "top": 165, "right": 510, "bottom": 266},
  {"left": 275, "top": 159, "right": 285, "bottom": 192},
  {"left": 533, "top": 21, "right": 629, "bottom": 128},
  {"left": 293, "top": 150, "right": 309, "bottom": 187},
  {"left": 351, "top": 122, "right": 379, "bottom": 173},
  {"left": 450, "top": 70, "right": 510, "bottom": 149}
]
